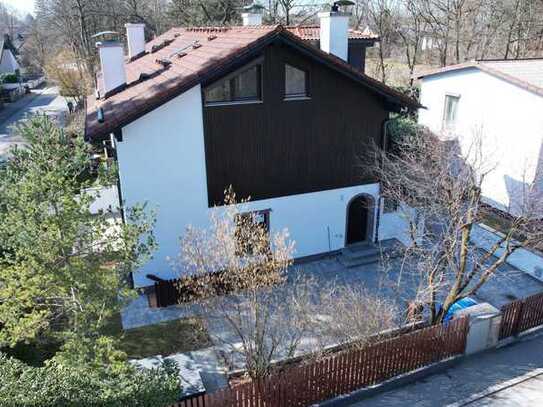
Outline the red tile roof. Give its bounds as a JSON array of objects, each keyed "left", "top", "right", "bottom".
[
  {"left": 86, "top": 25, "right": 415, "bottom": 141},
  {"left": 286, "top": 25, "right": 379, "bottom": 41}
]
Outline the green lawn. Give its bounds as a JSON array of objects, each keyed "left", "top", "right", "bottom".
[
  {"left": 3, "top": 316, "right": 211, "bottom": 366},
  {"left": 104, "top": 315, "right": 211, "bottom": 359}
]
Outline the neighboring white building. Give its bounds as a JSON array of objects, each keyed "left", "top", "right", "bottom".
[
  {"left": 0, "top": 36, "right": 20, "bottom": 74},
  {"left": 85, "top": 10, "right": 419, "bottom": 289},
  {"left": 417, "top": 59, "right": 543, "bottom": 216}
]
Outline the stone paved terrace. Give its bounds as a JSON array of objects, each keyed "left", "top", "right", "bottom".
[
  {"left": 122, "top": 249, "right": 543, "bottom": 331},
  {"left": 122, "top": 244, "right": 543, "bottom": 391}
]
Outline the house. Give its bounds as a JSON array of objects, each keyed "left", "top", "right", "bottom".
[
  {"left": 417, "top": 58, "right": 543, "bottom": 216},
  {"left": 0, "top": 35, "right": 20, "bottom": 75},
  {"left": 85, "top": 6, "right": 420, "bottom": 288}
]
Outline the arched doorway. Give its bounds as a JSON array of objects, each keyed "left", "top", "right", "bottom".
[{"left": 345, "top": 194, "right": 375, "bottom": 245}]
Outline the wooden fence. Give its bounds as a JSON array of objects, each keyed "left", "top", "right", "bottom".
[
  {"left": 153, "top": 271, "right": 231, "bottom": 308},
  {"left": 154, "top": 279, "right": 179, "bottom": 308},
  {"left": 172, "top": 317, "right": 468, "bottom": 407},
  {"left": 499, "top": 291, "right": 543, "bottom": 339}
]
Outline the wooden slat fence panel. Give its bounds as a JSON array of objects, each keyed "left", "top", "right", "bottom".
[
  {"left": 499, "top": 299, "right": 523, "bottom": 339},
  {"left": 171, "top": 318, "right": 468, "bottom": 407},
  {"left": 499, "top": 292, "right": 543, "bottom": 340},
  {"left": 518, "top": 293, "right": 543, "bottom": 333},
  {"left": 154, "top": 279, "right": 179, "bottom": 308}
]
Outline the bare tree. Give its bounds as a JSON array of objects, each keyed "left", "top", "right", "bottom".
[
  {"left": 168, "top": 0, "right": 244, "bottom": 26},
  {"left": 177, "top": 188, "right": 299, "bottom": 378},
  {"left": 366, "top": 0, "right": 400, "bottom": 83},
  {"left": 264, "top": 0, "right": 315, "bottom": 25},
  {"left": 0, "top": 3, "right": 23, "bottom": 39},
  {"left": 19, "top": 18, "right": 50, "bottom": 74},
  {"left": 367, "top": 118, "right": 543, "bottom": 323},
  {"left": 177, "top": 189, "right": 399, "bottom": 378},
  {"left": 45, "top": 50, "right": 90, "bottom": 105},
  {"left": 177, "top": 189, "right": 293, "bottom": 294},
  {"left": 202, "top": 277, "right": 322, "bottom": 379},
  {"left": 277, "top": 0, "right": 296, "bottom": 25},
  {"left": 397, "top": 0, "right": 425, "bottom": 88},
  {"left": 416, "top": 0, "right": 452, "bottom": 66},
  {"left": 317, "top": 284, "right": 399, "bottom": 349}
]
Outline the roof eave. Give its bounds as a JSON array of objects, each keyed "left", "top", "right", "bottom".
[
  {"left": 416, "top": 63, "right": 479, "bottom": 80},
  {"left": 86, "top": 26, "right": 419, "bottom": 140},
  {"left": 277, "top": 30, "right": 420, "bottom": 109},
  {"left": 86, "top": 28, "right": 285, "bottom": 141}
]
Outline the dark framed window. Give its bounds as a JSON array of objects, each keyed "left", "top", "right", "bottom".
[
  {"left": 205, "top": 64, "right": 262, "bottom": 105},
  {"left": 383, "top": 198, "right": 399, "bottom": 213},
  {"left": 442, "top": 94, "right": 460, "bottom": 130},
  {"left": 284, "top": 64, "right": 309, "bottom": 99},
  {"left": 235, "top": 209, "right": 270, "bottom": 255}
]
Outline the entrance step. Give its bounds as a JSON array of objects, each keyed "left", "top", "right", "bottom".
[
  {"left": 338, "top": 239, "right": 404, "bottom": 268},
  {"left": 339, "top": 242, "right": 380, "bottom": 267}
]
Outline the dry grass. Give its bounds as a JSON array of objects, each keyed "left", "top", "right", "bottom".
[
  {"left": 104, "top": 315, "right": 211, "bottom": 359},
  {"left": 365, "top": 57, "right": 439, "bottom": 88}
]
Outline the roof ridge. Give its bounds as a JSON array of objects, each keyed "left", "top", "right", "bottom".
[
  {"left": 478, "top": 57, "right": 543, "bottom": 63},
  {"left": 476, "top": 63, "right": 543, "bottom": 96},
  {"left": 183, "top": 24, "right": 281, "bottom": 32},
  {"left": 286, "top": 24, "right": 319, "bottom": 28},
  {"left": 86, "top": 24, "right": 409, "bottom": 140},
  {"left": 417, "top": 59, "right": 543, "bottom": 98}
]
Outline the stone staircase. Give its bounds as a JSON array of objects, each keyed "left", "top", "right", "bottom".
[{"left": 338, "top": 239, "right": 404, "bottom": 268}]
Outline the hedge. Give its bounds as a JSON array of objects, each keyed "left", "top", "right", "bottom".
[
  {"left": 0, "top": 73, "right": 19, "bottom": 84},
  {"left": 0, "top": 353, "right": 180, "bottom": 407}
]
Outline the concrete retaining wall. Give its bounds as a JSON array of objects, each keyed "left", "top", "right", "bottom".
[{"left": 471, "top": 223, "right": 543, "bottom": 282}]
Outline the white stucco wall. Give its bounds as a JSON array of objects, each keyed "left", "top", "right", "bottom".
[
  {"left": 116, "top": 85, "right": 210, "bottom": 287},
  {"left": 379, "top": 207, "right": 418, "bottom": 246},
  {"left": 418, "top": 69, "right": 543, "bottom": 215},
  {"left": 116, "top": 85, "right": 407, "bottom": 287},
  {"left": 471, "top": 223, "right": 543, "bottom": 283},
  {"left": 0, "top": 49, "right": 19, "bottom": 73},
  {"left": 85, "top": 185, "right": 120, "bottom": 215}
]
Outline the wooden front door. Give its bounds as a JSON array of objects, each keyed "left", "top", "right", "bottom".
[{"left": 346, "top": 196, "right": 369, "bottom": 245}]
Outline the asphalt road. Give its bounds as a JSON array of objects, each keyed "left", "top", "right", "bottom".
[
  {"left": 0, "top": 85, "right": 67, "bottom": 159},
  {"left": 347, "top": 333, "right": 543, "bottom": 406},
  {"left": 465, "top": 372, "right": 543, "bottom": 406}
]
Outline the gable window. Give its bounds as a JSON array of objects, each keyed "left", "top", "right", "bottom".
[
  {"left": 205, "top": 64, "right": 262, "bottom": 105},
  {"left": 442, "top": 94, "right": 460, "bottom": 130},
  {"left": 285, "top": 64, "right": 309, "bottom": 99},
  {"left": 235, "top": 209, "right": 270, "bottom": 256}
]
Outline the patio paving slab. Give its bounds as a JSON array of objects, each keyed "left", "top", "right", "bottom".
[{"left": 122, "top": 251, "right": 543, "bottom": 331}]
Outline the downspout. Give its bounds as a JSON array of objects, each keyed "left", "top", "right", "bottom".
[
  {"left": 374, "top": 114, "right": 397, "bottom": 243},
  {"left": 108, "top": 131, "right": 133, "bottom": 289}
]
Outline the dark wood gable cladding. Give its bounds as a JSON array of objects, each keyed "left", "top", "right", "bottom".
[{"left": 202, "top": 42, "right": 389, "bottom": 206}]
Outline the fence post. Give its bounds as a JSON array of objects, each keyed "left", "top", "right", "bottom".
[
  {"left": 511, "top": 300, "right": 525, "bottom": 337},
  {"left": 454, "top": 303, "right": 502, "bottom": 355}
]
